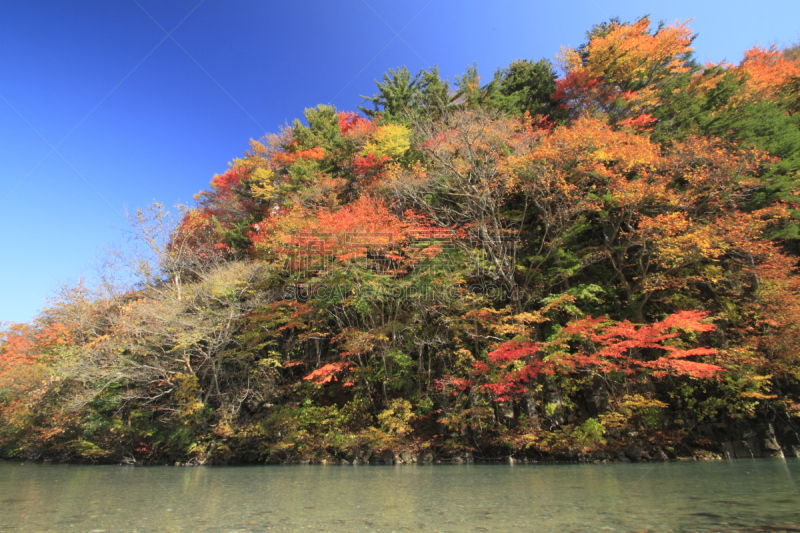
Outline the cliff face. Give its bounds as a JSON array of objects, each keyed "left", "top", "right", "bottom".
[{"left": 2, "top": 17, "right": 800, "bottom": 465}]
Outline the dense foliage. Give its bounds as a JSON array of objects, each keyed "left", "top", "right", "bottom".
[{"left": 3, "top": 17, "right": 800, "bottom": 464}]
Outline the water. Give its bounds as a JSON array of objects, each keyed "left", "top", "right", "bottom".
[{"left": 1, "top": 460, "right": 798, "bottom": 532}]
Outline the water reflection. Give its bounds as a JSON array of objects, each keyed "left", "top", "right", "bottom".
[{"left": 0, "top": 459, "right": 798, "bottom": 532}]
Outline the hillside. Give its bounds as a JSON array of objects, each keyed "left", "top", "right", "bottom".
[{"left": 2, "top": 17, "right": 800, "bottom": 464}]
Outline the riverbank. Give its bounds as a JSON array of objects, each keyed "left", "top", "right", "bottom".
[{"left": 4, "top": 416, "right": 797, "bottom": 467}]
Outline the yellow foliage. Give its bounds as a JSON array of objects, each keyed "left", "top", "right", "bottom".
[
  {"left": 619, "top": 394, "right": 668, "bottom": 412},
  {"left": 377, "top": 399, "right": 414, "bottom": 436},
  {"left": 498, "top": 298, "right": 577, "bottom": 336},
  {"left": 598, "top": 411, "right": 627, "bottom": 429},
  {"left": 173, "top": 374, "right": 205, "bottom": 421},
  {"left": 555, "top": 45, "right": 583, "bottom": 75},
  {"left": 249, "top": 167, "right": 276, "bottom": 201},
  {"left": 363, "top": 124, "right": 411, "bottom": 159}
]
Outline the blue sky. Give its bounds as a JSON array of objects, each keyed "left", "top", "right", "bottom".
[{"left": 1, "top": 0, "right": 799, "bottom": 324}]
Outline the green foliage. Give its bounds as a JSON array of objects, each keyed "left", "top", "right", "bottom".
[
  {"left": 293, "top": 104, "right": 343, "bottom": 153},
  {"left": 360, "top": 66, "right": 450, "bottom": 118},
  {"left": 489, "top": 58, "right": 557, "bottom": 117},
  {"left": 573, "top": 418, "right": 606, "bottom": 447}
]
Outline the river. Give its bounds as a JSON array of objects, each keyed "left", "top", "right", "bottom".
[{"left": 1, "top": 459, "right": 799, "bottom": 532}]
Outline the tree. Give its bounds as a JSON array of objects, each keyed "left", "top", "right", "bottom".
[
  {"left": 360, "top": 66, "right": 450, "bottom": 118},
  {"left": 554, "top": 17, "right": 695, "bottom": 121},
  {"left": 489, "top": 58, "right": 557, "bottom": 117}
]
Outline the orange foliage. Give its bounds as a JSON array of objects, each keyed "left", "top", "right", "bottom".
[
  {"left": 554, "top": 17, "right": 693, "bottom": 114},
  {"left": 290, "top": 195, "right": 422, "bottom": 263},
  {"left": 517, "top": 115, "right": 663, "bottom": 220},
  {"left": 743, "top": 251, "right": 800, "bottom": 378},
  {"left": 273, "top": 146, "right": 326, "bottom": 166},
  {"left": 173, "top": 207, "right": 229, "bottom": 258},
  {"left": 586, "top": 18, "right": 693, "bottom": 85},
  {"left": 303, "top": 362, "right": 352, "bottom": 385},
  {"left": 738, "top": 45, "right": 800, "bottom": 100},
  {"left": 0, "top": 324, "right": 36, "bottom": 370}
]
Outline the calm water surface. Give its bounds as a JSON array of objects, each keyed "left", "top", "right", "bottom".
[{"left": 1, "top": 459, "right": 799, "bottom": 532}]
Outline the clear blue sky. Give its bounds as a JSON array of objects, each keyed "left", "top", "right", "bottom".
[{"left": 1, "top": 0, "right": 799, "bottom": 324}]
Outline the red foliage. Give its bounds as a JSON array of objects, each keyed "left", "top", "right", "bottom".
[
  {"left": 338, "top": 111, "right": 375, "bottom": 137},
  {"left": 434, "top": 375, "right": 474, "bottom": 393},
  {"left": 487, "top": 340, "right": 539, "bottom": 365},
  {"left": 530, "top": 113, "right": 556, "bottom": 132},
  {"left": 353, "top": 153, "right": 391, "bottom": 176},
  {"left": 552, "top": 71, "right": 606, "bottom": 111},
  {"left": 474, "top": 310, "right": 721, "bottom": 401},
  {"left": 210, "top": 166, "right": 249, "bottom": 195},
  {"left": 562, "top": 310, "right": 719, "bottom": 378},
  {"left": 618, "top": 113, "right": 658, "bottom": 131},
  {"left": 303, "top": 362, "right": 352, "bottom": 385}
]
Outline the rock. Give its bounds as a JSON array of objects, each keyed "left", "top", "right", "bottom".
[
  {"left": 351, "top": 458, "right": 362, "bottom": 465},
  {"left": 343, "top": 450, "right": 358, "bottom": 463},
  {"left": 400, "top": 451, "right": 413, "bottom": 463},
  {"left": 362, "top": 451, "right": 372, "bottom": 463},
  {"left": 341, "top": 459, "right": 350, "bottom": 465},
  {"left": 745, "top": 437, "right": 762, "bottom": 457},
  {"left": 721, "top": 441, "right": 735, "bottom": 459},
  {"left": 615, "top": 449, "right": 631, "bottom": 463},
  {"left": 651, "top": 449, "right": 669, "bottom": 462},
  {"left": 588, "top": 379, "right": 612, "bottom": 413},
  {"left": 623, "top": 445, "right": 644, "bottom": 462},
  {"left": 763, "top": 435, "right": 782, "bottom": 452},
  {"left": 732, "top": 440, "right": 754, "bottom": 459},
  {"left": 421, "top": 452, "right": 434, "bottom": 463},
  {"left": 763, "top": 423, "right": 782, "bottom": 451},
  {"left": 592, "top": 450, "right": 607, "bottom": 461}
]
